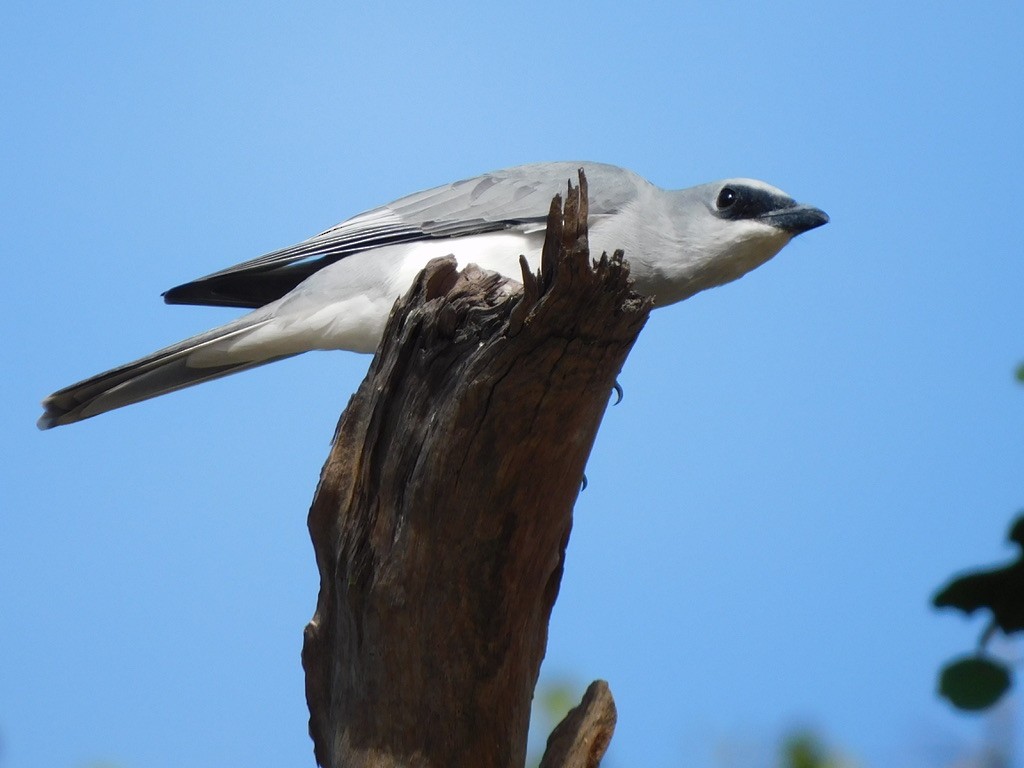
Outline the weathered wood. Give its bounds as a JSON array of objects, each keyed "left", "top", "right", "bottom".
[
  {"left": 538, "top": 681, "right": 617, "bottom": 768},
  {"left": 302, "top": 172, "right": 649, "bottom": 768}
]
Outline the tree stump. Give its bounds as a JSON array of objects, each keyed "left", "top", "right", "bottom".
[{"left": 302, "top": 172, "right": 650, "bottom": 768}]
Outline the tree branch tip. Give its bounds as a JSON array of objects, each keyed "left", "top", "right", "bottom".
[
  {"left": 420, "top": 255, "right": 461, "bottom": 299},
  {"left": 538, "top": 679, "right": 617, "bottom": 768}
]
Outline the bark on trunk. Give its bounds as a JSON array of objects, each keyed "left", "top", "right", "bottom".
[{"left": 302, "top": 172, "right": 649, "bottom": 768}]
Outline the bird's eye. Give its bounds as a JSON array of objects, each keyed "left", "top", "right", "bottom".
[{"left": 716, "top": 187, "right": 738, "bottom": 209}]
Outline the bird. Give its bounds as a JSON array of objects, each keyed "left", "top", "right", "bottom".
[{"left": 38, "top": 161, "right": 828, "bottom": 429}]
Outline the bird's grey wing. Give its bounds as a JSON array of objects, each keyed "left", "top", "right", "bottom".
[
  {"left": 162, "top": 161, "right": 648, "bottom": 309},
  {"left": 161, "top": 205, "right": 436, "bottom": 308}
]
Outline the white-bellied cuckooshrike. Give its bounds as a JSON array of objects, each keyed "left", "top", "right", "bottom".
[{"left": 39, "top": 161, "right": 828, "bottom": 429}]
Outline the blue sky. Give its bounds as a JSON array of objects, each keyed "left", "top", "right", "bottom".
[{"left": 3, "top": 2, "right": 1023, "bottom": 767}]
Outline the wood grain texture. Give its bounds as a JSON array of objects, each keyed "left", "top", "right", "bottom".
[
  {"left": 302, "top": 173, "right": 649, "bottom": 768},
  {"left": 539, "top": 681, "right": 617, "bottom": 768}
]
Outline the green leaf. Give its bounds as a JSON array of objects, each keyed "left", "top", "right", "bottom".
[
  {"left": 932, "top": 514, "right": 1024, "bottom": 633},
  {"left": 781, "top": 732, "right": 832, "bottom": 768},
  {"left": 938, "top": 655, "right": 1012, "bottom": 711},
  {"left": 1015, "top": 362, "right": 1024, "bottom": 384},
  {"left": 537, "top": 681, "right": 579, "bottom": 724}
]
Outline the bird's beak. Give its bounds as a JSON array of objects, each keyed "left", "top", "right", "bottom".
[{"left": 761, "top": 204, "right": 829, "bottom": 235}]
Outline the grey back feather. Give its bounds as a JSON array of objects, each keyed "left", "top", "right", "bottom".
[{"left": 162, "top": 162, "right": 652, "bottom": 308}]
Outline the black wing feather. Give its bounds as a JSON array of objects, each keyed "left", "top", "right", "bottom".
[{"left": 163, "top": 162, "right": 638, "bottom": 309}]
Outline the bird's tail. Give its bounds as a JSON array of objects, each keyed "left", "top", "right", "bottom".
[{"left": 38, "top": 318, "right": 292, "bottom": 429}]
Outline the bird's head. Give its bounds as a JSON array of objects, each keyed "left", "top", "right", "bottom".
[{"left": 639, "top": 178, "right": 828, "bottom": 305}]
